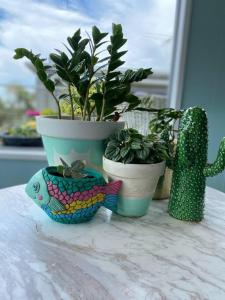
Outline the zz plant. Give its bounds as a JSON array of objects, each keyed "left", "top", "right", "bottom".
[
  {"left": 105, "top": 128, "right": 169, "bottom": 164},
  {"left": 13, "top": 24, "right": 152, "bottom": 121}
]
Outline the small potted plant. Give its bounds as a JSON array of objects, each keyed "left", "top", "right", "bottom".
[
  {"left": 103, "top": 128, "right": 167, "bottom": 217},
  {"left": 1, "top": 122, "right": 42, "bottom": 147},
  {"left": 148, "top": 108, "right": 183, "bottom": 199},
  {"left": 26, "top": 158, "right": 122, "bottom": 224},
  {"left": 14, "top": 23, "right": 152, "bottom": 166}
]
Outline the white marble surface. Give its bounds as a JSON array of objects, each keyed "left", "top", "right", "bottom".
[{"left": 0, "top": 185, "right": 225, "bottom": 300}]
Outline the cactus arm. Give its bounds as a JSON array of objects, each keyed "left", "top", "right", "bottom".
[{"left": 204, "top": 137, "right": 225, "bottom": 177}]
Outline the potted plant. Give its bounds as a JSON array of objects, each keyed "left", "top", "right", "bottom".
[
  {"left": 148, "top": 108, "right": 183, "bottom": 199},
  {"left": 26, "top": 158, "right": 122, "bottom": 224},
  {"left": 13, "top": 23, "right": 152, "bottom": 166},
  {"left": 1, "top": 122, "right": 42, "bottom": 147},
  {"left": 103, "top": 128, "right": 168, "bottom": 217}
]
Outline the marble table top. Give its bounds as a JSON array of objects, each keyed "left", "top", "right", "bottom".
[{"left": 1, "top": 185, "right": 225, "bottom": 300}]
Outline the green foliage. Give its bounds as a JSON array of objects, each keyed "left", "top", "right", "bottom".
[
  {"left": 14, "top": 48, "right": 55, "bottom": 93},
  {"left": 14, "top": 23, "right": 153, "bottom": 121},
  {"left": 149, "top": 108, "right": 183, "bottom": 140},
  {"left": 105, "top": 128, "right": 169, "bottom": 164},
  {"left": 57, "top": 158, "right": 87, "bottom": 178},
  {"left": 149, "top": 108, "right": 183, "bottom": 166},
  {"left": 6, "top": 126, "right": 39, "bottom": 137}
]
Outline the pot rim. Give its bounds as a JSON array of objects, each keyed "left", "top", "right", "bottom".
[
  {"left": 103, "top": 156, "right": 165, "bottom": 167},
  {"left": 36, "top": 116, "right": 125, "bottom": 140},
  {"left": 36, "top": 115, "right": 124, "bottom": 125},
  {"left": 45, "top": 166, "right": 102, "bottom": 182},
  {"left": 103, "top": 156, "right": 165, "bottom": 179}
]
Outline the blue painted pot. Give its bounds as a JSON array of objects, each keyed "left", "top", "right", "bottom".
[
  {"left": 36, "top": 116, "right": 124, "bottom": 167},
  {"left": 25, "top": 166, "right": 122, "bottom": 224}
]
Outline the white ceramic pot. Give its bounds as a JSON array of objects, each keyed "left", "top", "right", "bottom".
[
  {"left": 103, "top": 157, "right": 165, "bottom": 217},
  {"left": 36, "top": 116, "right": 124, "bottom": 166}
]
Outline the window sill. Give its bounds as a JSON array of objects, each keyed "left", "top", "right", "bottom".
[{"left": 0, "top": 144, "right": 46, "bottom": 161}]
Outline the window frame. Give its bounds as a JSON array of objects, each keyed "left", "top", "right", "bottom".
[{"left": 168, "top": 0, "right": 192, "bottom": 109}]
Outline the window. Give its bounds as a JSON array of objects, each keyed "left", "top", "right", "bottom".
[{"left": 0, "top": 0, "right": 177, "bottom": 132}]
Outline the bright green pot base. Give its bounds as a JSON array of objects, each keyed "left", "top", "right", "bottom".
[{"left": 116, "top": 196, "right": 151, "bottom": 217}]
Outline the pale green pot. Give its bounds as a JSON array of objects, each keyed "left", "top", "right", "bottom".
[
  {"left": 36, "top": 116, "right": 124, "bottom": 167},
  {"left": 103, "top": 157, "right": 165, "bottom": 217}
]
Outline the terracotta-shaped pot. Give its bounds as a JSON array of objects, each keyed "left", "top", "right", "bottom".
[
  {"left": 36, "top": 116, "right": 124, "bottom": 167},
  {"left": 103, "top": 157, "right": 165, "bottom": 217},
  {"left": 153, "top": 167, "right": 173, "bottom": 200}
]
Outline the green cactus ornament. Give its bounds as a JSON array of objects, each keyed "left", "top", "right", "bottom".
[{"left": 168, "top": 106, "right": 225, "bottom": 222}]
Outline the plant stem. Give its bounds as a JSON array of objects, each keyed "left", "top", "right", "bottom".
[
  {"left": 68, "top": 83, "right": 75, "bottom": 120},
  {"left": 82, "top": 45, "right": 96, "bottom": 121},
  {"left": 100, "top": 59, "right": 111, "bottom": 122},
  {"left": 52, "top": 93, "right": 61, "bottom": 119},
  {"left": 100, "top": 90, "right": 106, "bottom": 121},
  {"left": 82, "top": 84, "right": 90, "bottom": 121}
]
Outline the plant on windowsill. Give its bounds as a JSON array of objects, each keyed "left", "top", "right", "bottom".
[
  {"left": 103, "top": 128, "right": 168, "bottom": 217},
  {"left": 1, "top": 122, "right": 42, "bottom": 147},
  {"left": 148, "top": 108, "right": 183, "bottom": 199},
  {"left": 13, "top": 23, "right": 152, "bottom": 166}
]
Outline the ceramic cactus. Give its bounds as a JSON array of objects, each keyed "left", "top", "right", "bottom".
[{"left": 168, "top": 107, "right": 225, "bottom": 222}]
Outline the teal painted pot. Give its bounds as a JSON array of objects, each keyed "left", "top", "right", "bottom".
[
  {"left": 103, "top": 157, "right": 165, "bottom": 217},
  {"left": 36, "top": 116, "right": 124, "bottom": 167},
  {"left": 25, "top": 166, "right": 122, "bottom": 224}
]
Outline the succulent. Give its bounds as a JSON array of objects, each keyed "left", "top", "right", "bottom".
[
  {"left": 57, "top": 158, "right": 87, "bottom": 179},
  {"left": 13, "top": 24, "right": 152, "bottom": 121},
  {"left": 105, "top": 128, "right": 169, "bottom": 164},
  {"left": 168, "top": 107, "right": 225, "bottom": 222}
]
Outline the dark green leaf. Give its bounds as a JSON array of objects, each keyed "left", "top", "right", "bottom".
[
  {"left": 106, "top": 71, "right": 121, "bottom": 81},
  {"left": 92, "top": 26, "right": 108, "bottom": 44},
  {"left": 97, "top": 56, "right": 110, "bottom": 64},
  {"left": 59, "top": 94, "right": 69, "bottom": 99},
  {"left": 37, "top": 70, "right": 47, "bottom": 81},
  {"left": 136, "top": 148, "right": 150, "bottom": 160},
  {"left": 50, "top": 53, "right": 64, "bottom": 67},
  {"left": 131, "top": 142, "right": 142, "bottom": 150},
  {"left": 123, "top": 152, "right": 134, "bottom": 164},
  {"left": 44, "top": 79, "right": 55, "bottom": 92},
  {"left": 67, "top": 29, "right": 81, "bottom": 51},
  {"left": 95, "top": 40, "right": 108, "bottom": 49},
  {"left": 108, "top": 60, "right": 125, "bottom": 71},
  {"left": 120, "top": 147, "right": 129, "bottom": 158},
  {"left": 78, "top": 39, "right": 89, "bottom": 52}
]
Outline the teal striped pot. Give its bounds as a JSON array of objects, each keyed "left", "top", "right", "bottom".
[
  {"left": 103, "top": 157, "right": 165, "bottom": 217},
  {"left": 36, "top": 116, "right": 124, "bottom": 167}
]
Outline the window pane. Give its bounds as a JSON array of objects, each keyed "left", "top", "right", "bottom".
[{"left": 0, "top": 0, "right": 177, "bottom": 132}]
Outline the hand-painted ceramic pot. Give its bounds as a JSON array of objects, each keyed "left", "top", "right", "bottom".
[
  {"left": 103, "top": 157, "right": 165, "bottom": 217},
  {"left": 26, "top": 167, "right": 122, "bottom": 224},
  {"left": 36, "top": 116, "right": 124, "bottom": 167}
]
